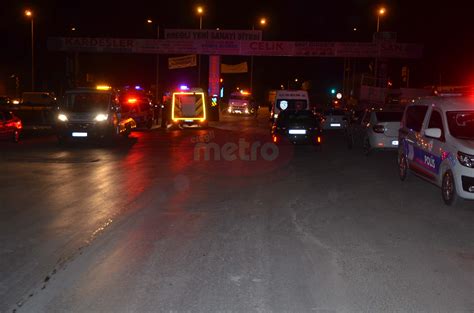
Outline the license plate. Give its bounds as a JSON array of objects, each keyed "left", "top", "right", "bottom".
[
  {"left": 330, "top": 123, "right": 341, "bottom": 127},
  {"left": 391, "top": 140, "right": 399, "bottom": 146},
  {"left": 289, "top": 129, "right": 306, "bottom": 135},
  {"left": 72, "top": 132, "right": 88, "bottom": 137}
]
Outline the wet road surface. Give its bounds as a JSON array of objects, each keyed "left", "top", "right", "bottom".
[{"left": 1, "top": 111, "right": 473, "bottom": 313}]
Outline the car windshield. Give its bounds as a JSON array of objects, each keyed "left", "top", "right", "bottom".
[
  {"left": 277, "top": 99, "right": 308, "bottom": 111},
  {"left": 376, "top": 111, "right": 403, "bottom": 122},
  {"left": 64, "top": 92, "right": 111, "bottom": 112},
  {"left": 230, "top": 95, "right": 251, "bottom": 101},
  {"left": 446, "top": 111, "right": 474, "bottom": 140},
  {"left": 277, "top": 110, "right": 317, "bottom": 125},
  {"left": 324, "top": 109, "right": 345, "bottom": 116}
]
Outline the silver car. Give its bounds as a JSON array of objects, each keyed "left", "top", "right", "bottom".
[{"left": 346, "top": 109, "right": 403, "bottom": 155}]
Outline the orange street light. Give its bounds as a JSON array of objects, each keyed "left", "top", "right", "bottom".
[
  {"left": 377, "top": 7, "right": 387, "bottom": 32},
  {"left": 24, "top": 9, "right": 34, "bottom": 91}
]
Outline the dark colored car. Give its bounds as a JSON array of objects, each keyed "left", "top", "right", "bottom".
[
  {"left": 55, "top": 88, "right": 136, "bottom": 144},
  {"left": 118, "top": 88, "right": 155, "bottom": 129},
  {"left": 271, "top": 109, "right": 322, "bottom": 145},
  {"left": 0, "top": 110, "right": 22, "bottom": 142}
]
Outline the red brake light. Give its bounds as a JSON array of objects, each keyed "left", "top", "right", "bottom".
[
  {"left": 373, "top": 125, "right": 385, "bottom": 133},
  {"left": 127, "top": 98, "right": 138, "bottom": 104}
]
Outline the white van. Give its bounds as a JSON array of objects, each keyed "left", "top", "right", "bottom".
[{"left": 271, "top": 90, "right": 309, "bottom": 122}]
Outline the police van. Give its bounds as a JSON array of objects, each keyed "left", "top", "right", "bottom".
[
  {"left": 270, "top": 90, "right": 309, "bottom": 122},
  {"left": 398, "top": 93, "right": 474, "bottom": 205}
]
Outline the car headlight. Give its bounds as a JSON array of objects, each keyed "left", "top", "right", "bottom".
[
  {"left": 457, "top": 151, "right": 474, "bottom": 168},
  {"left": 95, "top": 114, "right": 109, "bottom": 122},
  {"left": 58, "top": 113, "right": 68, "bottom": 122},
  {"left": 12, "top": 100, "right": 20, "bottom": 105}
]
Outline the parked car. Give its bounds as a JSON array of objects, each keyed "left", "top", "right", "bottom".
[
  {"left": 272, "top": 109, "right": 322, "bottom": 146},
  {"left": 118, "top": 87, "right": 155, "bottom": 129},
  {"left": 346, "top": 109, "right": 403, "bottom": 155},
  {"left": 0, "top": 110, "right": 22, "bottom": 142},
  {"left": 322, "top": 108, "right": 348, "bottom": 130}
]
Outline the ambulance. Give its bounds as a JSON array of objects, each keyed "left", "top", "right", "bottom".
[
  {"left": 171, "top": 87, "right": 208, "bottom": 128},
  {"left": 270, "top": 90, "right": 309, "bottom": 122}
]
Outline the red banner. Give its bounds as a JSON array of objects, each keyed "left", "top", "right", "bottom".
[{"left": 208, "top": 56, "right": 220, "bottom": 96}]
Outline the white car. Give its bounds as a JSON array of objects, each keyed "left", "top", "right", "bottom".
[
  {"left": 346, "top": 109, "right": 403, "bottom": 154},
  {"left": 398, "top": 95, "right": 474, "bottom": 205},
  {"left": 322, "top": 109, "right": 348, "bottom": 130}
]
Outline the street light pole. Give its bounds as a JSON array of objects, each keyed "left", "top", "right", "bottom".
[
  {"left": 250, "top": 18, "right": 266, "bottom": 92},
  {"left": 31, "top": 17, "right": 34, "bottom": 91},
  {"left": 250, "top": 25, "right": 255, "bottom": 92},
  {"left": 197, "top": 6, "right": 204, "bottom": 87},
  {"left": 375, "top": 7, "right": 386, "bottom": 87},
  {"left": 25, "top": 10, "right": 34, "bottom": 91},
  {"left": 156, "top": 25, "right": 160, "bottom": 103}
]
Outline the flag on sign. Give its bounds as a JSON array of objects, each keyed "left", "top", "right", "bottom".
[
  {"left": 221, "top": 62, "right": 248, "bottom": 74},
  {"left": 168, "top": 55, "right": 197, "bottom": 69}
]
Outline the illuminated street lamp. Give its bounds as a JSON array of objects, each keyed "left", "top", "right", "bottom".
[
  {"left": 147, "top": 19, "right": 161, "bottom": 103},
  {"left": 196, "top": 6, "right": 204, "bottom": 86},
  {"left": 24, "top": 9, "right": 34, "bottom": 91},
  {"left": 250, "top": 16, "right": 268, "bottom": 92},
  {"left": 196, "top": 6, "right": 204, "bottom": 29},
  {"left": 377, "top": 7, "right": 386, "bottom": 32}
]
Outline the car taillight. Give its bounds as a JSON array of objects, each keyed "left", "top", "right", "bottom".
[
  {"left": 272, "top": 135, "right": 278, "bottom": 143},
  {"left": 16, "top": 121, "right": 22, "bottom": 129},
  {"left": 373, "top": 124, "right": 385, "bottom": 133},
  {"left": 317, "top": 136, "right": 322, "bottom": 144}
]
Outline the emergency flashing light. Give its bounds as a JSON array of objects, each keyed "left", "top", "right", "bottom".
[
  {"left": 180, "top": 85, "right": 190, "bottom": 91},
  {"left": 135, "top": 85, "right": 142, "bottom": 90},
  {"left": 96, "top": 85, "right": 111, "bottom": 91}
]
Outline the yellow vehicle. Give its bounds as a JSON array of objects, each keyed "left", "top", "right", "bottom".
[{"left": 171, "top": 87, "right": 208, "bottom": 128}]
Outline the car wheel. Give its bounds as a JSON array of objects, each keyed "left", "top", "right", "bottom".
[
  {"left": 12, "top": 129, "right": 20, "bottom": 143},
  {"left": 363, "top": 137, "right": 371, "bottom": 156},
  {"left": 442, "top": 170, "right": 458, "bottom": 206},
  {"left": 399, "top": 153, "right": 409, "bottom": 181}
]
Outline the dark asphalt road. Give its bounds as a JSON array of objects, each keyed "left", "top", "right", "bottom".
[{"left": 1, "top": 111, "right": 473, "bottom": 313}]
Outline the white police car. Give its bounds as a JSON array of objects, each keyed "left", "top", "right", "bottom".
[{"left": 398, "top": 94, "right": 474, "bottom": 205}]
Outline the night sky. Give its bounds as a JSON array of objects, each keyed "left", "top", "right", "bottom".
[{"left": 1, "top": 0, "right": 473, "bottom": 98}]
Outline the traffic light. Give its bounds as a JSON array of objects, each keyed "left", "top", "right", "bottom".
[{"left": 330, "top": 88, "right": 336, "bottom": 95}]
